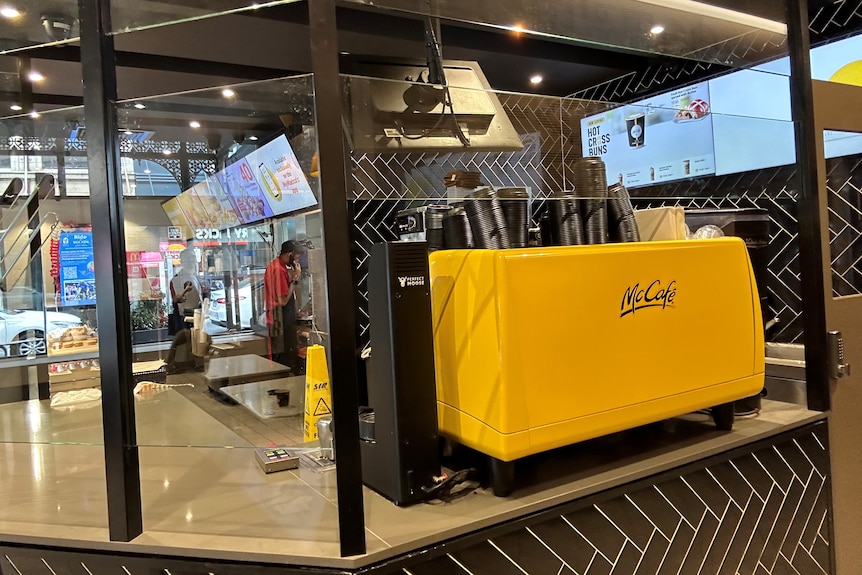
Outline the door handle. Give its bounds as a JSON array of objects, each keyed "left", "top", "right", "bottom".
[{"left": 828, "top": 331, "right": 851, "bottom": 380}]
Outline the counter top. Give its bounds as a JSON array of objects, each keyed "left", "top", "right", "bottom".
[{"left": 0, "top": 399, "right": 826, "bottom": 570}]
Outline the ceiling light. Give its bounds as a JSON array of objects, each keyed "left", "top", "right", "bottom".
[
  {"left": 10, "top": 104, "right": 22, "bottom": 111},
  {"left": 222, "top": 88, "right": 236, "bottom": 98},
  {"left": 0, "top": 6, "right": 20, "bottom": 18},
  {"left": 133, "top": 103, "right": 146, "bottom": 109},
  {"left": 650, "top": 24, "right": 665, "bottom": 35},
  {"left": 248, "top": 135, "right": 259, "bottom": 141},
  {"left": 29, "top": 111, "right": 40, "bottom": 119},
  {"left": 189, "top": 120, "right": 201, "bottom": 129},
  {"left": 27, "top": 71, "right": 45, "bottom": 83},
  {"left": 530, "top": 74, "right": 543, "bottom": 85},
  {"left": 123, "top": 129, "right": 133, "bottom": 135}
]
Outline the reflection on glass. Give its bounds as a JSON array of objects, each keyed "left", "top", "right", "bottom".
[
  {"left": 109, "top": 0, "right": 302, "bottom": 35},
  {"left": 113, "top": 76, "right": 326, "bottom": 453},
  {"left": 0, "top": 105, "right": 105, "bottom": 536},
  {"left": 342, "top": 0, "right": 787, "bottom": 68},
  {"left": 0, "top": 3, "right": 79, "bottom": 55}
]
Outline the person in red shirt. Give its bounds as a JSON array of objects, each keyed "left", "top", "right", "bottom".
[{"left": 265, "top": 240, "right": 301, "bottom": 371}]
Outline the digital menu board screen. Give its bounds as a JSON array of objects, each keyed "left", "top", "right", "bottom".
[
  {"left": 163, "top": 133, "right": 318, "bottom": 229},
  {"left": 580, "top": 82, "right": 716, "bottom": 188}
]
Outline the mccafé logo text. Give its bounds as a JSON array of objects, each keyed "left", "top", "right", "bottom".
[{"left": 620, "top": 279, "right": 677, "bottom": 318}]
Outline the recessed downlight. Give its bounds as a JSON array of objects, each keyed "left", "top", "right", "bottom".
[
  {"left": 0, "top": 6, "right": 20, "bottom": 19},
  {"left": 10, "top": 104, "right": 22, "bottom": 111},
  {"left": 248, "top": 135, "right": 259, "bottom": 141},
  {"left": 650, "top": 24, "right": 665, "bottom": 35},
  {"left": 27, "top": 71, "right": 45, "bottom": 82},
  {"left": 222, "top": 88, "right": 236, "bottom": 98},
  {"left": 530, "top": 74, "right": 543, "bottom": 85},
  {"left": 189, "top": 120, "right": 201, "bottom": 129},
  {"left": 133, "top": 103, "right": 146, "bottom": 109}
]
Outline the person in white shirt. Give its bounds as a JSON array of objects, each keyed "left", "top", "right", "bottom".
[{"left": 166, "top": 248, "right": 204, "bottom": 372}]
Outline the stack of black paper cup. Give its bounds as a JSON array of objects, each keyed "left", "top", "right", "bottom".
[
  {"left": 497, "top": 187, "right": 529, "bottom": 248},
  {"left": 548, "top": 191, "right": 585, "bottom": 246},
  {"left": 465, "top": 187, "right": 511, "bottom": 249},
  {"left": 442, "top": 204, "right": 474, "bottom": 249},
  {"left": 573, "top": 157, "right": 608, "bottom": 245},
  {"left": 424, "top": 205, "right": 448, "bottom": 251},
  {"left": 607, "top": 184, "right": 641, "bottom": 243}
]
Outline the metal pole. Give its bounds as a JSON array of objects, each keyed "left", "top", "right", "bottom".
[
  {"left": 79, "top": 0, "right": 143, "bottom": 541},
  {"left": 308, "top": 0, "right": 367, "bottom": 557},
  {"left": 15, "top": 57, "right": 33, "bottom": 115},
  {"left": 786, "top": 0, "right": 830, "bottom": 413}
]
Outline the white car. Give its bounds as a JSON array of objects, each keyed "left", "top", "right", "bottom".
[
  {"left": 208, "top": 280, "right": 254, "bottom": 329},
  {"left": 0, "top": 309, "right": 83, "bottom": 357}
]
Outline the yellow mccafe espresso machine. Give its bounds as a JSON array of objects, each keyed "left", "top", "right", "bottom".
[{"left": 429, "top": 238, "right": 764, "bottom": 496}]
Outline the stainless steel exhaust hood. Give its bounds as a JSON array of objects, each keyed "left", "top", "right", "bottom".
[{"left": 343, "top": 59, "right": 524, "bottom": 154}]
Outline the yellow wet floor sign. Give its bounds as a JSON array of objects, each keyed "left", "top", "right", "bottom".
[{"left": 304, "top": 345, "right": 333, "bottom": 442}]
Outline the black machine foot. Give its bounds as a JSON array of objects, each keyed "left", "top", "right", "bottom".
[
  {"left": 712, "top": 402, "right": 735, "bottom": 431},
  {"left": 489, "top": 457, "right": 515, "bottom": 497}
]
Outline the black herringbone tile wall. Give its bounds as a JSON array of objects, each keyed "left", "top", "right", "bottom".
[
  {"left": 399, "top": 424, "right": 831, "bottom": 575},
  {"left": 628, "top": 166, "right": 803, "bottom": 344}
]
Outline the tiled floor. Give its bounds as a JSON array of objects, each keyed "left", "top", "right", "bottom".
[{"left": 0, "top": 387, "right": 826, "bottom": 569}]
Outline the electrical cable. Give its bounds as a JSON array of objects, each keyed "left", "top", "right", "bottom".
[
  {"left": 393, "top": 15, "right": 470, "bottom": 147},
  {"left": 421, "top": 467, "right": 480, "bottom": 503}
]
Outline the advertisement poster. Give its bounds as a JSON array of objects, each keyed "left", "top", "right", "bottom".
[
  {"left": 59, "top": 232, "right": 96, "bottom": 306},
  {"left": 245, "top": 135, "right": 318, "bottom": 216},
  {"left": 216, "top": 158, "right": 274, "bottom": 224},
  {"left": 580, "top": 82, "right": 716, "bottom": 188}
]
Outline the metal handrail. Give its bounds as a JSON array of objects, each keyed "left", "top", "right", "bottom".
[
  {"left": 0, "top": 191, "right": 39, "bottom": 247},
  {"left": 0, "top": 174, "right": 55, "bottom": 248},
  {"left": 0, "top": 212, "right": 60, "bottom": 288}
]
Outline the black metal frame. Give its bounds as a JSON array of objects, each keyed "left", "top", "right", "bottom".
[
  {"left": 78, "top": 0, "right": 143, "bottom": 542},
  {"left": 786, "top": 0, "right": 831, "bottom": 413},
  {"left": 308, "top": 0, "right": 367, "bottom": 556}
]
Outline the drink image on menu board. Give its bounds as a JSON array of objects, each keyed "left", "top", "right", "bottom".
[
  {"left": 580, "top": 81, "right": 715, "bottom": 188},
  {"left": 626, "top": 113, "right": 646, "bottom": 148},
  {"left": 245, "top": 135, "right": 317, "bottom": 216},
  {"left": 258, "top": 162, "right": 281, "bottom": 201}
]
